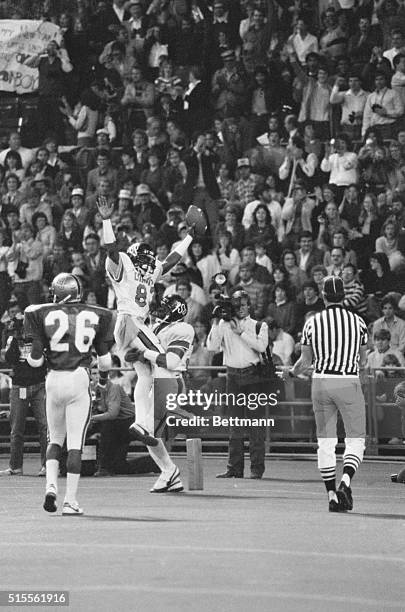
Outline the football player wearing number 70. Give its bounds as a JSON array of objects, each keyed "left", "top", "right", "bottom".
[
  {"left": 24, "top": 273, "right": 115, "bottom": 515},
  {"left": 97, "top": 196, "right": 199, "bottom": 492}
]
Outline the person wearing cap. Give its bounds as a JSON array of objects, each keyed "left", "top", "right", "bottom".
[
  {"left": 330, "top": 73, "right": 368, "bottom": 141},
  {"left": 67, "top": 187, "right": 89, "bottom": 229},
  {"left": 234, "top": 158, "right": 261, "bottom": 208},
  {"left": 117, "top": 189, "right": 134, "bottom": 215},
  {"left": 207, "top": 289, "right": 270, "bottom": 479},
  {"left": 285, "top": 275, "right": 368, "bottom": 512},
  {"left": 362, "top": 71, "right": 404, "bottom": 139},
  {"left": 133, "top": 183, "right": 165, "bottom": 231},
  {"left": 211, "top": 49, "right": 247, "bottom": 118}
]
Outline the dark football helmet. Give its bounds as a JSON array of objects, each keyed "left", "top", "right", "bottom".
[
  {"left": 152, "top": 294, "right": 188, "bottom": 323},
  {"left": 127, "top": 242, "right": 156, "bottom": 277},
  {"left": 51, "top": 273, "right": 82, "bottom": 303}
]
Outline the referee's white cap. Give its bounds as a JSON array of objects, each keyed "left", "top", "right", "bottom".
[{"left": 323, "top": 276, "right": 344, "bottom": 301}]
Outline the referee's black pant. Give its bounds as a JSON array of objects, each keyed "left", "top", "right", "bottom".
[{"left": 226, "top": 367, "right": 265, "bottom": 476}]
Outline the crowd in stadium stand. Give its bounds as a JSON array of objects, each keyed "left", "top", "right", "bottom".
[{"left": 1, "top": 0, "right": 405, "bottom": 394}]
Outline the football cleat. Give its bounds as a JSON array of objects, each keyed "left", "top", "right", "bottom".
[
  {"left": 151, "top": 294, "right": 188, "bottom": 323},
  {"left": 337, "top": 481, "right": 353, "bottom": 511},
  {"left": 51, "top": 273, "right": 82, "bottom": 303},
  {"left": 128, "top": 423, "right": 159, "bottom": 447},
  {"left": 62, "top": 501, "right": 83, "bottom": 516},
  {"left": 43, "top": 487, "right": 57, "bottom": 513},
  {"left": 127, "top": 242, "right": 156, "bottom": 277},
  {"left": 150, "top": 466, "right": 184, "bottom": 493}
]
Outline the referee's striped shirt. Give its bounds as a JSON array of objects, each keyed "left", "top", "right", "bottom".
[{"left": 301, "top": 304, "right": 368, "bottom": 376}]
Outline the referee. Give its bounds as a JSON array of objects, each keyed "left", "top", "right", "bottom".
[{"left": 285, "top": 276, "right": 368, "bottom": 512}]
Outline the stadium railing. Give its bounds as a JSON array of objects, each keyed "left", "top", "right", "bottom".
[{"left": 0, "top": 367, "right": 404, "bottom": 457}]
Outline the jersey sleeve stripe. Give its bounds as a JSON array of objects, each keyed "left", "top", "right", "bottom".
[
  {"left": 167, "top": 347, "right": 186, "bottom": 358},
  {"left": 168, "top": 340, "right": 190, "bottom": 349},
  {"left": 138, "top": 329, "right": 161, "bottom": 352}
]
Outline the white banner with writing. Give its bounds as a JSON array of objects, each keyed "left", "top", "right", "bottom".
[{"left": 0, "top": 20, "right": 61, "bottom": 94}]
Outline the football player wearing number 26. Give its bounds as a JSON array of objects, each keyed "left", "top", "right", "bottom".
[
  {"left": 24, "top": 273, "right": 114, "bottom": 516},
  {"left": 96, "top": 196, "right": 199, "bottom": 485}
]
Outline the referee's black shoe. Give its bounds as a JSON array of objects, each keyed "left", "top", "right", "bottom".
[
  {"left": 337, "top": 482, "right": 353, "bottom": 511},
  {"left": 328, "top": 498, "right": 341, "bottom": 512}
]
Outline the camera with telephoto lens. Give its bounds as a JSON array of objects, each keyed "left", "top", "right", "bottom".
[
  {"left": 212, "top": 295, "right": 235, "bottom": 321},
  {"left": 211, "top": 272, "right": 234, "bottom": 321}
]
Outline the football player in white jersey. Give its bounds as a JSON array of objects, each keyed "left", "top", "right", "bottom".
[
  {"left": 96, "top": 196, "right": 195, "bottom": 450},
  {"left": 125, "top": 294, "right": 195, "bottom": 492}
]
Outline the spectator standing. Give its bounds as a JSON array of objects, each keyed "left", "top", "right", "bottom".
[
  {"left": 25, "top": 41, "right": 73, "bottom": 143},
  {"left": 0, "top": 317, "right": 47, "bottom": 477},
  {"left": 330, "top": 73, "right": 368, "bottom": 141},
  {"left": 362, "top": 71, "right": 404, "bottom": 140}
]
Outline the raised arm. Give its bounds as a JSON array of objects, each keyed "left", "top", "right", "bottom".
[
  {"left": 96, "top": 196, "right": 120, "bottom": 265},
  {"left": 161, "top": 218, "right": 198, "bottom": 275}
]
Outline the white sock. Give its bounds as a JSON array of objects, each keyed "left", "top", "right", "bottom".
[
  {"left": 65, "top": 473, "right": 80, "bottom": 504},
  {"left": 341, "top": 473, "right": 351, "bottom": 487},
  {"left": 46, "top": 459, "right": 59, "bottom": 494},
  {"left": 328, "top": 491, "right": 338, "bottom": 502},
  {"left": 148, "top": 439, "right": 175, "bottom": 473}
]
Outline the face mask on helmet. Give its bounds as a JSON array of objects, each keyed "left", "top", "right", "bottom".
[
  {"left": 50, "top": 273, "right": 82, "bottom": 303},
  {"left": 127, "top": 243, "right": 156, "bottom": 276},
  {"left": 152, "top": 295, "right": 187, "bottom": 323}
]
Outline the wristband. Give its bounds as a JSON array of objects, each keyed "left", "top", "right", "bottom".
[
  {"left": 102, "top": 218, "right": 115, "bottom": 243},
  {"left": 144, "top": 349, "right": 159, "bottom": 364}
]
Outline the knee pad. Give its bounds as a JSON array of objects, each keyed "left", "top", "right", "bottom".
[
  {"left": 317, "top": 437, "right": 338, "bottom": 469},
  {"left": 46, "top": 443, "right": 62, "bottom": 461},
  {"left": 66, "top": 449, "right": 81, "bottom": 474},
  {"left": 344, "top": 438, "right": 365, "bottom": 462}
]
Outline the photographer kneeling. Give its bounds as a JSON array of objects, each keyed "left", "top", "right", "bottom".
[
  {"left": 207, "top": 290, "right": 270, "bottom": 479},
  {"left": 91, "top": 374, "right": 158, "bottom": 477}
]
